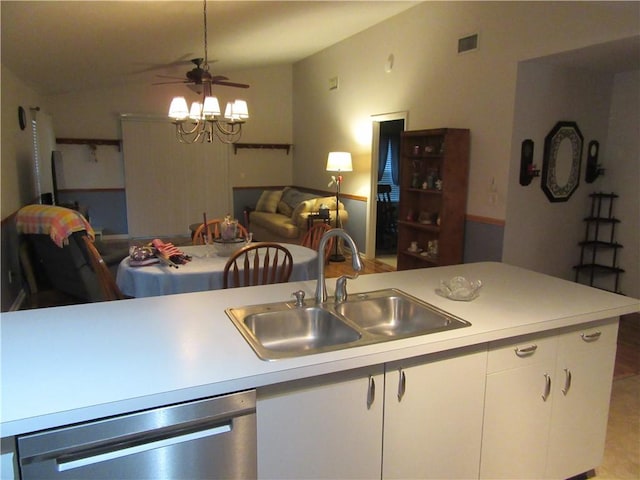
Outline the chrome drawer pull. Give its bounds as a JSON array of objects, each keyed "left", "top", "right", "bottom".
[
  {"left": 562, "top": 368, "right": 572, "bottom": 395},
  {"left": 515, "top": 344, "right": 538, "bottom": 357},
  {"left": 581, "top": 331, "right": 602, "bottom": 342},
  {"left": 542, "top": 373, "right": 551, "bottom": 402},
  {"left": 397, "top": 369, "right": 406, "bottom": 402}
]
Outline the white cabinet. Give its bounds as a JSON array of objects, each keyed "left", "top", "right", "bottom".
[
  {"left": 257, "top": 346, "right": 488, "bottom": 480},
  {"left": 480, "top": 319, "right": 618, "bottom": 479},
  {"left": 383, "top": 346, "right": 487, "bottom": 480},
  {"left": 546, "top": 321, "right": 618, "bottom": 479},
  {"left": 257, "top": 366, "right": 384, "bottom": 480}
]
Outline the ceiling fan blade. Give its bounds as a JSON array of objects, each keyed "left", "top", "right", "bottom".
[
  {"left": 152, "top": 80, "right": 189, "bottom": 86},
  {"left": 156, "top": 74, "right": 187, "bottom": 80},
  {"left": 212, "top": 80, "right": 250, "bottom": 89}
]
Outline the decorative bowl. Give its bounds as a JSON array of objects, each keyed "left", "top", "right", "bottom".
[
  {"left": 213, "top": 237, "right": 249, "bottom": 257},
  {"left": 436, "top": 276, "right": 482, "bottom": 301}
]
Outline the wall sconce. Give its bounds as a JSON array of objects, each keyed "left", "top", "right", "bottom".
[
  {"left": 585, "top": 140, "right": 604, "bottom": 183},
  {"left": 519, "top": 139, "right": 540, "bottom": 186}
]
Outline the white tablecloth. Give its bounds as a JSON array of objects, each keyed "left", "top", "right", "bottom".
[{"left": 116, "top": 244, "right": 318, "bottom": 298}]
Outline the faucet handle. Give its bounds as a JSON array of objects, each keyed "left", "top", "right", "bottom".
[
  {"left": 335, "top": 274, "right": 358, "bottom": 303},
  {"left": 292, "top": 290, "right": 306, "bottom": 307}
]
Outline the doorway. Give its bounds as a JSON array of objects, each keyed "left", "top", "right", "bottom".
[{"left": 366, "top": 112, "right": 407, "bottom": 264}]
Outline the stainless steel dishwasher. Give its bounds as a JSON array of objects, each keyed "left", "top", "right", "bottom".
[{"left": 17, "top": 390, "right": 256, "bottom": 479}]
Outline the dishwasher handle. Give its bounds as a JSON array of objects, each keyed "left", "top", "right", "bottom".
[{"left": 58, "top": 422, "right": 231, "bottom": 472}]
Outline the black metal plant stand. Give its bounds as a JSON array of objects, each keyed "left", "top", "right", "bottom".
[{"left": 573, "top": 192, "right": 624, "bottom": 294}]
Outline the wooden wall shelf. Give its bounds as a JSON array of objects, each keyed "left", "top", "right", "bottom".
[
  {"left": 233, "top": 143, "right": 292, "bottom": 155},
  {"left": 56, "top": 138, "right": 122, "bottom": 151}
]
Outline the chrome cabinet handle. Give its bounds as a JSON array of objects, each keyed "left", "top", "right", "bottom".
[
  {"left": 542, "top": 373, "right": 551, "bottom": 401},
  {"left": 581, "top": 331, "right": 602, "bottom": 342},
  {"left": 367, "top": 375, "right": 376, "bottom": 409},
  {"left": 562, "top": 368, "right": 572, "bottom": 395},
  {"left": 515, "top": 344, "right": 538, "bottom": 357},
  {"left": 397, "top": 369, "right": 406, "bottom": 402}
]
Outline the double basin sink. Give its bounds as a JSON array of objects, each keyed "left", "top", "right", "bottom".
[{"left": 225, "top": 288, "right": 471, "bottom": 360}]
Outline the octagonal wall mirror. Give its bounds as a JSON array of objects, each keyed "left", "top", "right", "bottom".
[{"left": 541, "top": 121, "right": 583, "bottom": 202}]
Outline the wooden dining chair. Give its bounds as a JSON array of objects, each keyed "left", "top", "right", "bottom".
[
  {"left": 193, "top": 220, "right": 249, "bottom": 245},
  {"left": 223, "top": 242, "right": 293, "bottom": 288},
  {"left": 82, "top": 235, "right": 126, "bottom": 301},
  {"left": 301, "top": 223, "right": 334, "bottom": 263}
]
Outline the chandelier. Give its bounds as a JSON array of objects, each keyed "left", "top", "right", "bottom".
[{"left": 167, "top": 0, "right": 249, "bottom": 144}]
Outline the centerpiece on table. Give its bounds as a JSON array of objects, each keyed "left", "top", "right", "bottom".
[{"left": 213, "top": 214, "right": 251, "bottom": 256}]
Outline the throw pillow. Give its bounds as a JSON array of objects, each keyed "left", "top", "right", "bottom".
[
  {"left": 277, "top": 200, "right": 293, "bottom": 217},
  {"left": 281, "top": 187, "right": 317, "bottom": 209},
  {"left": 256, "top": 190, "right": 283, "bottom": 213},
  {"left": 291, "top": 199, "right": 314, "bottom": 219}
]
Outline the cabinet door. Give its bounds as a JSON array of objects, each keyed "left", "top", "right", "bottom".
[
  {"left": 383, "top": 346, "right": 487, "bottom": 479},
  {"left": 257, "top": 366, "right": 384, "bottom": 480},
  {"left": 480, "top": 336, "right": 558, "bottom": 479},
  {"left": 545, "top": 320, "right": 619, "bottom": 479}
]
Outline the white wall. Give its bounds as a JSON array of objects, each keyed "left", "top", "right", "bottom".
[
  {"left": 601, "top": 71, "right": 639, "bottom": 298},
  {"left": 292, "top": 1, "right": 639, "bottom": 221},
  {"left": 503, "top": 62, "right": 614, "bottom": 280}
]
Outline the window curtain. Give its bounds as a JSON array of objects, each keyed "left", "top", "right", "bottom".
[
  {"left": 389, "top": 136, "right": 400, "bottom": 186},
  {"left": 378, "top": 135, "right": 390, "bottom": 181},
  {"left": 121, "top": 116, "right": 230, "bottom": 237}
]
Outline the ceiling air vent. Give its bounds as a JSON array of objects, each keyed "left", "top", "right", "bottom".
[{"left": 458, "top": 33, "right": 479, "bottom": 54}]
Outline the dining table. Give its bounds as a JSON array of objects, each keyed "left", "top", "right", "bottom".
[{"left": 116, "top": 243, "right": 318, "bottom": 298}]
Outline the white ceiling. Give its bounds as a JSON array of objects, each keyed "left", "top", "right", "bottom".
[{"left": 1, "top": 0, "right": 419, "bottom": 96}]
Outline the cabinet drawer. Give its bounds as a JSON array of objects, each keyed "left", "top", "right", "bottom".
[
  {"left": 487, "top": 334, "right": 558, "bottom": 374},
  {"left": 558, "top": 319, "right": 618, "bottom": 354}
]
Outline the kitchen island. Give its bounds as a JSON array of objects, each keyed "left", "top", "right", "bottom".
[{"left": 2, "top": 262, "right": 638, "bottom": 478}]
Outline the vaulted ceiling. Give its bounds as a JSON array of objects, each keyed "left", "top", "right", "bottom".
[{"left": 1, "top": 0, "right": 418, "bottom": 96}]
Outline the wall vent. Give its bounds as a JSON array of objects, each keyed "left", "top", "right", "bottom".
[{"left": 458, "top": 33, "right": 479, "bottom": 54}]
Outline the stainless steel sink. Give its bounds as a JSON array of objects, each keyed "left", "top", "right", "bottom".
[
  {"left": 227, "top": 304, "right": 362, "bottom": 360},
  {"left": 225, "top": 289, "right": 471, "bottom": 361},
  {"left": 335, "top": 289, "right": 471, "bottom": 337}
]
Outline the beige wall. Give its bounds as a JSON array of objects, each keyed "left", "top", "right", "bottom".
[
  {"left": 291, "top": 1, "right": 639, "bottom": 221},
  {"left": 44, "top": 63, "right": 294, "bottom": 189},
  {"left": 1, "top": 65, "right": 43, "bottom": 218}
]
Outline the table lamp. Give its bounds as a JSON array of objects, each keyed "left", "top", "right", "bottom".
[{"left": 326, "top": 151, "right": 352, "bottom": 262}]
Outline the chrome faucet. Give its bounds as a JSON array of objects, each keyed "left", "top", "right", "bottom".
[{"left": 315, "top": 229, "right": 363, "bottom": 304}]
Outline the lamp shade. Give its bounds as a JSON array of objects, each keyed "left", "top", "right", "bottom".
[
  {"left": 326, "top": 152, "right": 353, "bottom": 172},
  {"left": 168, "top": 97, "right": 189, "bottom": 120}
]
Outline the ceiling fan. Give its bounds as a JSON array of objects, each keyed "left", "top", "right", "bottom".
[
  {"left": 153, "top": 0, "right": 249, "bottom": 93},
  {"left": 154, "top": 57, "right": 249, "bottom": 93},
  {"left": 165, "top": 0, "right": 250, "bottom": 144}
]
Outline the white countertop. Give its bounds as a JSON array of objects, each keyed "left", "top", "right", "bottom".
[{"left": 2, "top": 262, "right": 638, "bottom": 437}]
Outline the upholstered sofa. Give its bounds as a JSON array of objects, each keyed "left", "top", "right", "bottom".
[{"left": 247, "top": 187, "right": 348, "bottom": 243}]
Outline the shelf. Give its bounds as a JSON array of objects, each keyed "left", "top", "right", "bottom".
[
  {"left": 578, "top": 241, "right": 623, "bottom": 249},
  {"left": 233, "top": 143, "right": 292, "bottom": 155},
  {"left": 589, "top": 192, "right": 618, "bottom": 199},
  {"left": 404, "top": 154, "right": 444, "bottom": 160},
  {"left": 397, "top": 220, "right": 440, "bottom": 233},
  {"left": 573, "top": 264, "right": 625, "bottom": 274},
  {"left": 583, "top": 216, "right": 620, "bottom": 224},
  {"left": 405, "top": 188, "right": 442, "bottom": 195},
  {"left": 56, "top": 138, "right": 122, "bottom": 151},
  {"left": 399, "top": 250, "right": 439, "bottom": 266}
]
